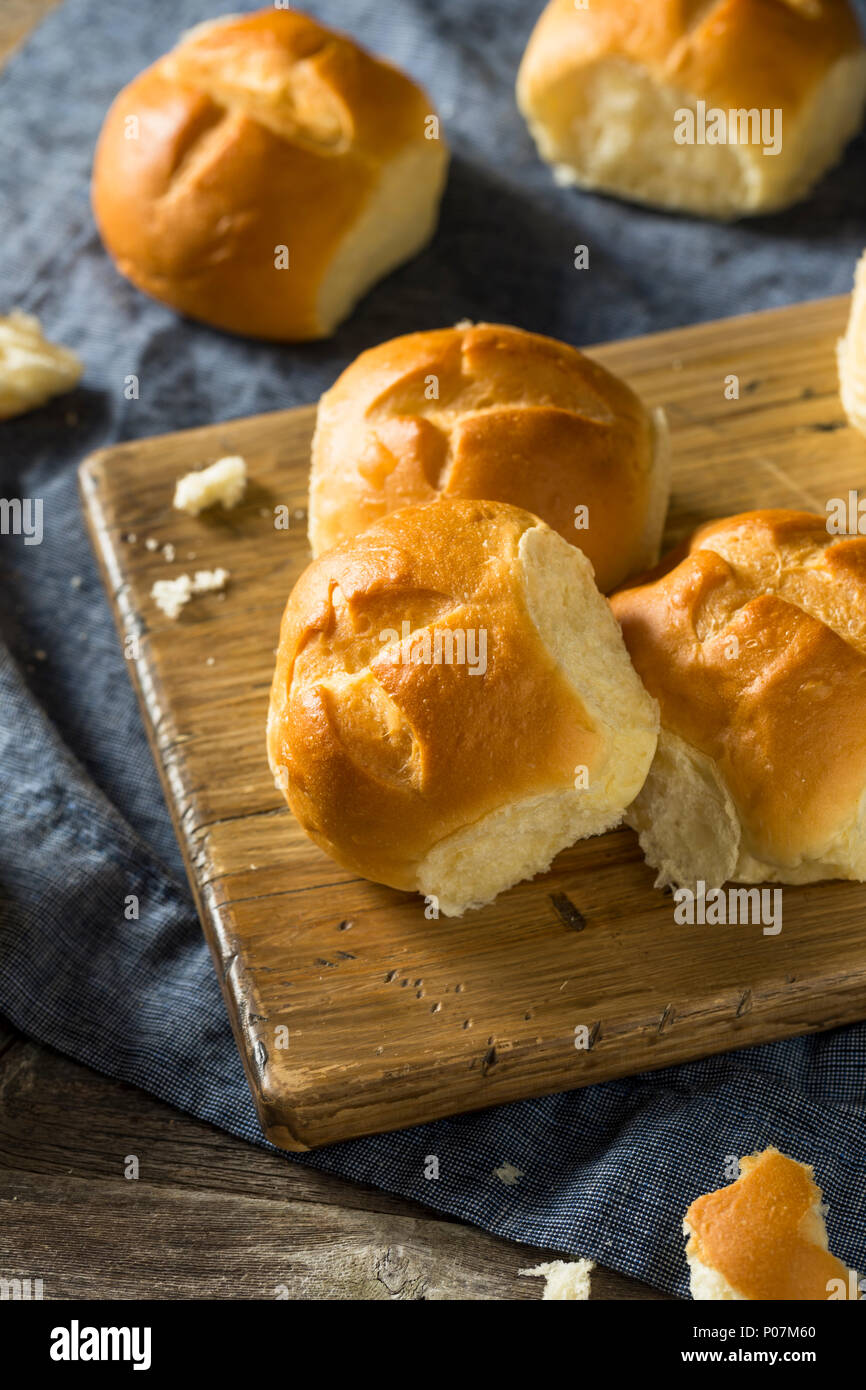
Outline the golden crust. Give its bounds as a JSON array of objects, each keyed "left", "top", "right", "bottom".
[
  {"left": 92, "top": 9, "right": 444, "bottom": 340},
  {"left": 612, "top": 510, "right": 866, "bottom": 869},
  {"left": 267, "top": 498, "right": 606, "bottom": 891},
  {"left": 684, "top": 1148, "right": 850, "bottom": 1300},
  {"left": 309, "top": 322, "right": 663, "bottom": 593},
  {"left": 518, "top": 0, "right": 863, "bottom": 117}
]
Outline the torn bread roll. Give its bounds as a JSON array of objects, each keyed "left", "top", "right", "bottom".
[
  {"left": 308, "top": 321, "right": 670, "bottom": 594},
  {"left": 611, "top": 510, "right": 866, "bottom": 891},
  {"left": 268, "top": 498, "right": 659, "bottom": 916},
  {"left": 684, "top": 1148, "right": 855, "bottom": 1300},
  {"left": 92, "top": 9, "right": 448, "bottom": 340},
  {"left": 838, "top": 249, "right": 866, "bottom": 436},
  {"left": 517, "top": 0, "right": 866, "bottom": 219}
]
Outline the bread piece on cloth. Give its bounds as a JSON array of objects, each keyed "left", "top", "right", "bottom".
[
  {"left": 838, "top": 250, "right": 866, "bottom": 436},
  {"left": 684, "top": 1148, "right": 856, "bottom": 1300},
  {"left": 268, "top": 498, "right": 658, "bottom": 915},
  {"left": 92, "top": 9, "right": 448, "bottom": 339},
  {"left": 0, "top": 311, "right": 82, "bottom": 420},
  {"left": 517, "top": 0, "right": 866, "bottom": 219},
  {"left": 611, "top": 509, "right": 866, "bottom": 890},
  {"left": 308, "top": 321, "right": 670, "bottom": 593}
]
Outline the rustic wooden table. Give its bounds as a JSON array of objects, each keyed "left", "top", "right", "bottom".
[
  {"left": 0, "top": 1014, "right": 668, "bottom": 1299},
  {"left": 0, "top": 1, "right": 665, "bottom": 1300}
]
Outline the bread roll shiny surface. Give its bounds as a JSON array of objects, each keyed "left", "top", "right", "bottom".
[
  {"left": 92, "top": 10, "right": 448, "bottom": 339},
  {"left": 684, "top": 1148, "right": 852, "bottom": 1300},
  {"left": 612, "top": 509, "right": 866, "bottom": 890},
  {"left": 309, "top": 322, "right": 670, "bottom": 594},
  {"left": 517, "top": 0, "right": 866, "bottom": 218},
  {"left": 269, "top": 498, "right": 658, "bottom": 915}
]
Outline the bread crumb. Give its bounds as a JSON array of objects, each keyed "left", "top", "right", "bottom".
[
  {"left": 70, "top": 575, "right": 82, "bottom": 589},
  {"left": 192, "top": 568, "right": 229, "bottom": 593},
  {"left": 162, "top": 543, "right": 175, "bottom": 562},
  {"left": 150, "top": 567, "right": 229, "bottom": 619},
  {"left": 173, "top": 455, "right": 247, "bottom": 515},
  {"left": 0, "top": 310, "right": 83, "bottom": 420},
  {"left": 493, "top": 1162, "right": 524, "bottom": 1186},
  {"left": 145, "top": 538, "right": 159, "bottom": 552},
  {"left": 519, "top": 1259, "right": 594, "bottom": 1301},
  {"left": 151, "top": 575, "right": 193, "bottom": 620}
]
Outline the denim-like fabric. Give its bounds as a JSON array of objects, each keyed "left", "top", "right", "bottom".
[{"left": 1, "top": 0, "right": 864, "bottom": 1297}]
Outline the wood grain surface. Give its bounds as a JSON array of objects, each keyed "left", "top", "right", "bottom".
[
  {"left": 0, "top": 0, "right": 61, "bottom": 64},
  {"left": 0, "top": 1019, "right": 669, "bottom": 1300},
  {"left": 79, "top": 294, "right": 866, "bottom": 1152}
]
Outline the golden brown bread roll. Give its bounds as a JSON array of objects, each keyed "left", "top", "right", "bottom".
[
  {"left": 268, "top": 498, "right": 658, "bottom": 915},
  {"left": 684, "top": 1148, "right": 854, "bottom": 1300},
  {"left": 91, "top": 10, "right": 448, "bottom": 340},
  {"left": 517, "top": 0, "right": 866, "bottom": 219},
  {"left": 308, "top": 322, "right": 670, "bottom": 594},
  {"left": 611, "top": 509, "right": 866, "bottom": 890}
]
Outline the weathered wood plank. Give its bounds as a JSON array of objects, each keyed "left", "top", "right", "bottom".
[
  {"left": 0, "top": 0, "right": 62, "bottom": 67},
  {"left": 2, "top": 1169, "right": 660, "bottom": 1300},
  {"left": 0, "top": 1038, "right": 668, "bottom": 1299}
]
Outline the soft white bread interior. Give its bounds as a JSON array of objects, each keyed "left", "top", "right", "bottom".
[
  {"left": 517, "top": 0, "right": 866, "bottom": 219},
  {"left": 92, "top": 9, "right": 448, "bottom": 340},
  {"left": 268, "top": 498, "right": 658, "bottom": 915},
  {"left": 611, "top": 510, "right": 866, "bottom": 891},
  {"left": 519, "top": 1259, "right": 595, "bottom": 1300},
  {"left": 838, "top": 250, "right": 866, "bottom": 436},
  {"left": 309, "top": 321, "right": 670, "bottom": 594},
  {"left": 0, "top": 311, "right": 82, "bottom": 420},
  {"left": 684, "top": 1148, "right": 855, "bottom": 1300}
]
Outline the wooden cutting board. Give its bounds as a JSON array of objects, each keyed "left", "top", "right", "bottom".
[{"left": 80, "top": 294, "right": 866, "bottom": 1152}]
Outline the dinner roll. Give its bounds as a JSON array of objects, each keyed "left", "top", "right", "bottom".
[
  {"left": 838, "top": 250, "right": 866, "bottom": 436},
  {"left": 684, "top": 1148, "right": 854, "bottom": 1300},
  {"left": 611, "top": 510, "right": 866, "bottom": 891},
  {"left": 308, "top": 322, "right": 670, "bottom": 594},
  {"left": 92, "top": 10, "right": 448, "bottom": 340},
  {"left": 268, "top": 498, "right": 658, "bottom": 916},
  {"left": 517, "top": 0, "right": 866, "bottom": 219}
]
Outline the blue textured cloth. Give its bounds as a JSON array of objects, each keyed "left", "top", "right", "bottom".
[{"left": 1, "top": 0, "right": 865, "bottom": 1299}]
